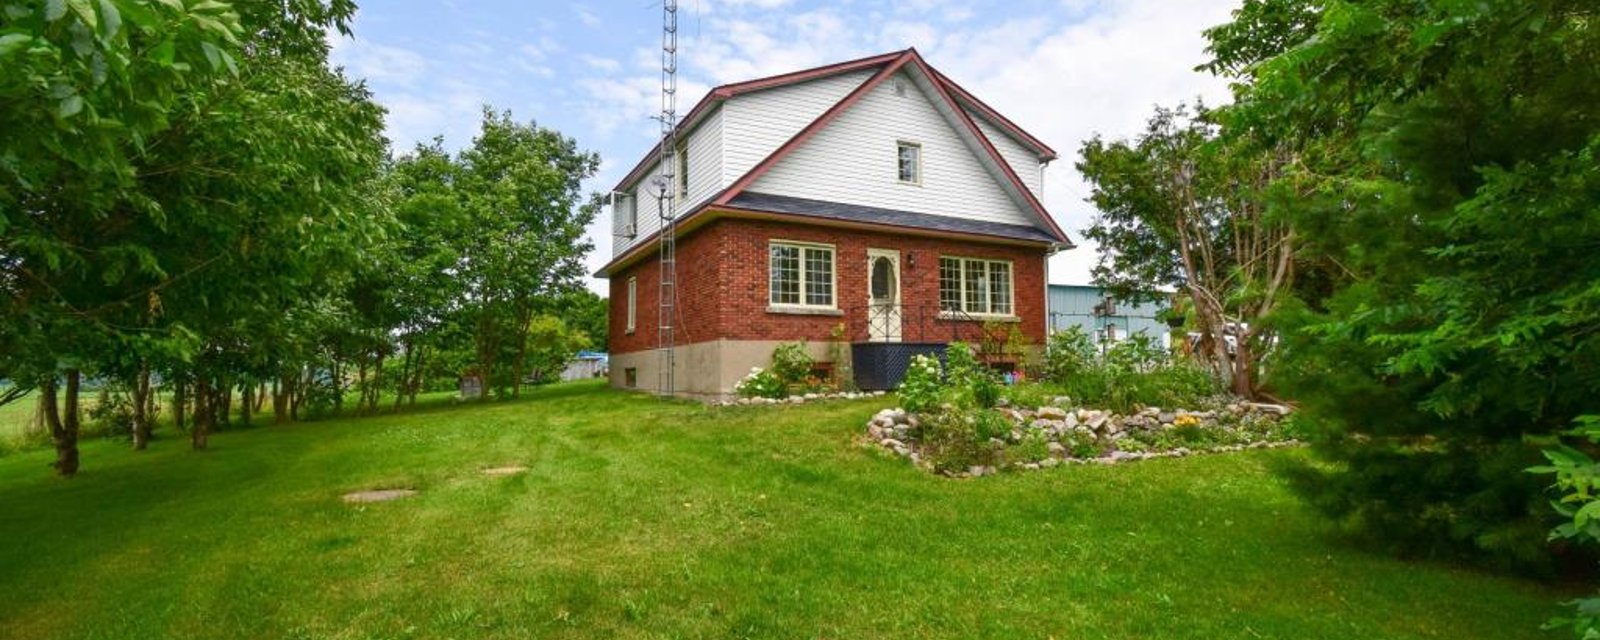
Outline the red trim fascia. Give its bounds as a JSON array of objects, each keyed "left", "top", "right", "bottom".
[
  {"left": 905, "top": 50, "right": 1073, "bottom": 246},
  {"left": 716, "top": 50, "right": 906, "bottom": 97},
  {"left": 930, "top": 67, "right": 1059, "bottom": 161},
  {"left": 609, "top": 51, "right": 905, "bottom": 193},
  {"left": 713, "top": 52, "right": 915, "bottom": 206}
]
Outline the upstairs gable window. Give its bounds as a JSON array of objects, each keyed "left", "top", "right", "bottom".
[{"left": 897, "top": 141, "right": 921, "bottom": 184}]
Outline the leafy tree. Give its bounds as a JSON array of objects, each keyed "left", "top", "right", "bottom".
[
  {"left": 455, "top": 109, "right": 600, "bottom": 398},
  {"left": 1206, "top": 0, "right": 1600, "bottom": 570},
  {"left": 1078, "top": 104, "right": 1296, "bottom": 398}
]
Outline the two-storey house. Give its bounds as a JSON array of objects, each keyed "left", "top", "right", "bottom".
[{"left": 599, "top": 48, "right": 1073, "bottom": 397}]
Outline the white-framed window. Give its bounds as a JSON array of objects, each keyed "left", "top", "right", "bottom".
[
  {"left": 769, "top": 241, "right": 836, "bottom": 308},
  {"left": 676, "top": 145, "right": 689, "bottom": 201},
  {"left": 939, "top": 256, "right": 1014, "bottom": 316},
  {"left": 626, "top": 277, "right": 637, "bottom": 333},
  {"left": 897, "top": 141, "right": 921, "bottom": 184}
]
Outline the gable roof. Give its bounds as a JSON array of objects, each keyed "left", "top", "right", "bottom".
[
  {"left": 611, "top": 48, "right": 1058, "bottom": 192},
  {"left": 711, "top": 48, "right": 1070, "bottom": 245},
  {"left": 599, "top": 49, "right": 1074, "bottom": 278}
]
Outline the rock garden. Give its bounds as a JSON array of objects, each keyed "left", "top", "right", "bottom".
[{"left": 864, "top": 330, "right": 1304, "bottom": 477}]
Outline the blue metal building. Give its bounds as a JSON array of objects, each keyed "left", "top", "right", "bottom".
[{"left": 1047, "top": 284, "right": 1172, "bottom": 349}]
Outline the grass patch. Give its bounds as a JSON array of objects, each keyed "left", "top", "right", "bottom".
[{"left": 0, "top": 380, "right": 1567, "bottom": 639}]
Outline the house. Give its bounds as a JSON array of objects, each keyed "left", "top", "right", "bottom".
[
  {"left": 1047, "top": 285, "right": 1173, "bottom": 351},
  {"left": 598, "top": 49, "right": 1073, "bottom": 397}
]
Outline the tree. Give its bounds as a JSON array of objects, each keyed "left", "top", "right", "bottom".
[
  {"left": 1078, "top": 104, "right": 1296, "bottom": 398},
  {"left": 1206, "top": 0, "right": 1600, "bottom": 570},
  {"left": 455, "top": 109, "right": 600, "bottom": 398}
]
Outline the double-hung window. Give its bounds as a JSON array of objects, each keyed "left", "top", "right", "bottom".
[
  {"left": 939, "top": 256, "right": 1014, "bottom": 316},
  {"left": 897, "top": 141, "right": 921, "bottom": 184},
  {"left": 770, "top": 241, "right": 835, "bottom": 308}
]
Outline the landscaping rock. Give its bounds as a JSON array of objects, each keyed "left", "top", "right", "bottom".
[{"left": 1036, "top": 406, "right": 1068, "bottom": 421}]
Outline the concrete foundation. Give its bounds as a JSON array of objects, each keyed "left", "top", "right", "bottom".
[{"left": 608, "top": 340, "right": 845, "bottom": 400}]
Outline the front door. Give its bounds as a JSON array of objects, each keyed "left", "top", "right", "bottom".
[{"left": 867, "top": 249, "right": 902, "bottom": 342}]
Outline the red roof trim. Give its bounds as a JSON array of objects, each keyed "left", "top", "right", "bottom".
[
  {"left": 904, "top": 50, "right": 1071, "bottom": 246},
  {"left": 930, "top": 67, "right": 1059, "bottom": 161},
  {"left": 609, "top": 51, "right": 906, "bottom": 193},
  {"left": 712, "top": 52, "right": 914, "bottom": 207},
  {"left": 715, "top": 50, "right": 906, "bottom": 97}
]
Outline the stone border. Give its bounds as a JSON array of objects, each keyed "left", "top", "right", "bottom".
[
  {"left": 719, "top": 390, "right": 887, "bottom": 406},
  {"left": 865, "top": 401, "right": 1302, "bottom": 478}
]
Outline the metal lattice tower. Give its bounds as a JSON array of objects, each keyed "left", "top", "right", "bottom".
[{"left": 654, "top": 0, "right": 680, "bottom": 396}]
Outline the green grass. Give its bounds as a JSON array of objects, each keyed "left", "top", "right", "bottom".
[{"left": 0, "top": 380, "right": 1567, "bottom": 639}]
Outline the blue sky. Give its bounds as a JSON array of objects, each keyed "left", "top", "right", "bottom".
[{"left": 330, "top": 0, "right": 1240, "bottom": 293}]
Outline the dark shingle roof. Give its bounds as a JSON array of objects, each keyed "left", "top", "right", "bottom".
[{"left": 725, "top": 192, "right": 1060, "bottom": 244}]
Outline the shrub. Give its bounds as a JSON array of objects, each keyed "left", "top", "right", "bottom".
[
  {"left": 971, "top": 376, "right": 1002, "bottom": 409},
  {"left": 734, "top": 367, "right": 785, "bottom": 399},
  {"left": 1530, "top": 416, "right": 1600, "bottom": 636},
  {"left": 1013, "top": 429, "right": 1051, "bottom": 463},
  {"left": 1044, "top": 326, "right": 1095, "bottom": 382},
  {"left": 918, "top": 408, "right": 1002, "bottom": 473},
  {"left": 898, "top": 354, "right": 943, "bottom": 414},
  {"left": 770, "top": 341, "right": 814, "bottom": 387}
]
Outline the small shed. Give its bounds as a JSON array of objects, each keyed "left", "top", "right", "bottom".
[
  {"left": 1047, "top": 285, "right": 1172, "bottom": 350},
  {"left": 561, "top": 351, "right": 609, "bottom": 382}
]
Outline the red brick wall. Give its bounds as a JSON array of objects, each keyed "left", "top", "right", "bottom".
[{"left": 609, "top": 217, "right": 1050, "bottom": 354}]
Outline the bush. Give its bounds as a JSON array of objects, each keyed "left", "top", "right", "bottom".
[
  {"left": 734, "top": 367, "right": 785, "bottom": 399},
  {"left": 918, "top": 408, "right": 1003, "bottom": 473},
  {"left": 770, "top": 341, "right": 814, "bottom": 387},
  {"left": 898, "top": 354, "right": 943, "bottom": 414},
  {"left": 1044, "top": 326, "right": 1095, "bottom": 382},
  {"left": 1531, "top": 416, "right": 1600, "bottom": 636}
]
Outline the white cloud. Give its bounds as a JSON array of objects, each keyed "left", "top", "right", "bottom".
[
  {"left": 330, "top": 38, "right": 429, "bottom": 88},
  {"left": 580, "top": 54, "right": 622, "bottom": 72},
  {"left": 574, "top": 5, "right": 602, "bottom": 27}
]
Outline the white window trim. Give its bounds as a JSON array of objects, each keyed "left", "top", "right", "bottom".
[
  {"left": 626, "top": 277, "right": 637, "bottom": 334},
  {"left": 768, "top": 239, "right": 838, "bottom": 311},
  {"left": 896, "top": 140, "right": 922, "bottom": 185},
  {"left": 675, "top": 144, "right": 689, "bottom": 202},
  {"left": 938, "top": 255, "right": 1017, "bottom": 319}
]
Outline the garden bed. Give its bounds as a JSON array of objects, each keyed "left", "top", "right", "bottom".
[{"left": 865, "top": 399, "right": 1301, "bottom": 477}]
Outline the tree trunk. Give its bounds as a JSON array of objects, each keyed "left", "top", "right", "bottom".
[
  {"left": 273, "top": 375, "right": 288, "bottom": 424},
  {"left": 39, "top": 374, "right": 81, "bottom": 477},
  {"left": 409, "top": 346, "right": 426, "bottom": 406},
  {"left": 192, "top": 377, "right": 211, "bottom": 450},
  {"left": 131, "top": 363, "right": 153, "bottom": 450},
  {"left": 239, "top": 381, "right": 252, "bottom": 426},
  {"left": 173, "top": 377, "right": 188, "bottom": 433},
  {"left": 216, "top": 375, "right": 232, "bottom": 428},
  {"left": 394, "top": 340, "right": 412, "bottom": 411}
]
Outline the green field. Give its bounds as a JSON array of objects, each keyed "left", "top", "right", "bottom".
[{"left": 0, "top": 381, "right": 1566, "bottom": 639}]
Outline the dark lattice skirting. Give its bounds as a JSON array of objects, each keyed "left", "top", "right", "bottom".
[{"left": 851, "top": 342, "right": 948, "bottom": 391}]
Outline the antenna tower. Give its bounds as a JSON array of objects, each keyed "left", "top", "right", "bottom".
[{"left": 654, "top": 0, "right": 680, "bottom": 396}]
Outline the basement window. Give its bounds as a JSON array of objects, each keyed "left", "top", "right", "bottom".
[{"left": 897, "top": 141, "right": 921, "bottom": 184}]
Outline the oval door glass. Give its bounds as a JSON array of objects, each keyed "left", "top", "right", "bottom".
[{"left": 871, "top": 256, "right": 895, "bottom": 302}]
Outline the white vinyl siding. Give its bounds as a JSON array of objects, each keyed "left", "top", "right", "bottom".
[
  {"left": 769, "top": 241, "right": 835, "bottom": 308},
  {"left": 939, "top": 256, "right": 1014, "bottom": 317},
  {"left": 612, "top": 106, "right": 724, "bottom": 257},
  {"left": 749, "top": 70, "right": 1033, "bottom": 227},
  {"left": 969, "top": 112, "right": 1044, "bottom": 199},
  {"left": 722, "top": 69, "right": 874, "bottom": 184}
]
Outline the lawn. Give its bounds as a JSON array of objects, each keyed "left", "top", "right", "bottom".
[{"left": 0, "top": 380, "right": 1567, "bottom": 639}]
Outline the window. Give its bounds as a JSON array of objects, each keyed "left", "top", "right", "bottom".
[
  {"left": 624, "top": 367, "right": 637, "bottom": 388},
  {"left": 897, "top": 141, "right": 921, "bottom": 184},
  {"left": 626, "top": 277, "right": 637, "bottom": 333},
  {"left": 769, "top": 241, "right": 835, "bottom": 308},
  {"left": 939, "top": 256, "right": 1014, "bottom": 316},
  {"left": 676, "top": 145, "right": 689, "bottom": 200}
]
